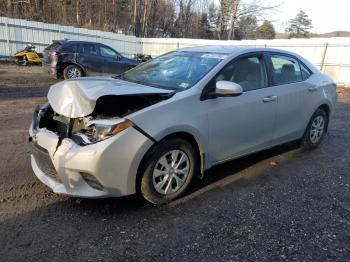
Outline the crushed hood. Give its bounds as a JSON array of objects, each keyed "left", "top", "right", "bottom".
[{"left": 47, "top": 77, "right": 172, "bottom": 118}]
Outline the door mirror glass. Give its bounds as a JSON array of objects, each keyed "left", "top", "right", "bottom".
[{"left": 215, "top": 81, "right": 243, "bottom": 96}]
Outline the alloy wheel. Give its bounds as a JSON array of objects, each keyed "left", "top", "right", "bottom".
[
  {"left": 67, "top": 67, "right": 81, "bottom": 78},
  {"left": 310, "top": 115, "right": 325, "bottom": 144},
  {"left": 152, "top": 150, "right": 190, "bottom": 195}
]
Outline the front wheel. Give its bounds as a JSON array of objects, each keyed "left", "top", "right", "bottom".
[
  {"left": 17, "top": 56, "right": 28, "bottom": 66},
  {"left": 301, "top": 109, "right": 328, "bottom": 149},
  {"left": 139, "top": 138, "right": 198, "bottom": 204}
]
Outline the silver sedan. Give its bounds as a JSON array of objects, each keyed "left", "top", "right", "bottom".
[{"left": 29, "top": 46, "right": 337, "bottom": 204}]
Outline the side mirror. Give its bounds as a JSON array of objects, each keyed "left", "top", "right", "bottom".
[{"left": 215, "top": 81, "right": 243, "bottom": 97}]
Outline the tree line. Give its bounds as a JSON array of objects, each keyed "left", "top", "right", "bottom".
[{"left": 1, "top": 0, "right": 312, "bottom": 39}]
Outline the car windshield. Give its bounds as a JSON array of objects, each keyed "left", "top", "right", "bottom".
[{"left": 122, "top": 51, "right": 226, "bottom": 90}]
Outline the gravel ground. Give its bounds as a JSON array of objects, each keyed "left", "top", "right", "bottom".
[{"left": 0, "top": 64, "right": 349, "bottom": 261}]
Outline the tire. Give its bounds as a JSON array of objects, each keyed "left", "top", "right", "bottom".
[
  {"left": 139, "top": 138, "right": 198, "bottom": 204},
  {"left": 18, "top": 56, "right": 28, "bottom": 66},
  {"left": 301, "top": 109, "right": 328, "bottom": 149},
  {"left": 63, "top": 65, "right": 83, "bottom": 79}
]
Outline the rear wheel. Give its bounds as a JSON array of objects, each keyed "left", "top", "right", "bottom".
[
  {"left": 139, "top": 138, "right": 198, "bottom": 204},
  {"left": 63, "top": 65, "right": 83, "bottom": 79},
  {"left": 301, "top": 109, "right": 328, "bottom": 149}
]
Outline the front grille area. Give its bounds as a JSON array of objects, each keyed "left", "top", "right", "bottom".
[{"left": 30, "top": 142, "right": 60, "bottom": 182}]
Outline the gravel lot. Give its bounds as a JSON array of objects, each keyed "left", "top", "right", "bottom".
[{"left": 0, "top": 64, "right": 349, "bottom": 261}]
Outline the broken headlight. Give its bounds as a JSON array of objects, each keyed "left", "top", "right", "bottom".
[{"left": 76, "top": 119, "right": 134, "bottom": 144}]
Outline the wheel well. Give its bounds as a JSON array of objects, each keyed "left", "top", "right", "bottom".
[
  {"left": 59, "top": 63, "right": 85, "bottom": 77},
  {"left": 161, "top": 132, "right": 201, "bottom": 164},
  {"left": 318, "top": 104, "right": 330, "bottom": 132},
  {"left": 135, "top": 132, "right": 203, "bottom": 193},
  {"left": 318, "top": 104, "right": 330, "bottom": 118}
]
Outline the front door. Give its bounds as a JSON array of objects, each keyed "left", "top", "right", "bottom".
[
  {"left": 206, "top": 54, "right": 278, "bottom": 164},
  {"left": 98, "top": 45, "right": 124, "bottom": 75}
]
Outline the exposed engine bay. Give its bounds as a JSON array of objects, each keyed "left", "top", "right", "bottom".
[{"left": 35, "top": 93, "right": 172, "bottom": 145}]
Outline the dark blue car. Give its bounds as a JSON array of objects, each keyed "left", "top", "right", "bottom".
[{"left": 43, "top": 40, "right": 139, "bottom": 79}]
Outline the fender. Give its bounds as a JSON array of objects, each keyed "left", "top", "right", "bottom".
[{"left": 151, "top": 124, "right": 209, "bottom": 173}]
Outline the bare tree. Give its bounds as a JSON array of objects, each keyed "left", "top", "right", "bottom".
[
  {"left": 225, "top": 0, "right": 280, "bottom": 40},
  {"left": 0, "top": 0, "right": 278, "bottom": 40}
]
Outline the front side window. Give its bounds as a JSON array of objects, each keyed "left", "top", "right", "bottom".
[
  {"left": 79, "top": 44, "right": 97, "bottom": 55},
  {"left": 99, "top": 46, "right": 119, "bottom": 58},
  {"left": 123, "top": 51, "right": 225, "bottom": 90},
  {"left": 215, "top": 55, "right": 268, "bottom": 92},
  {"left": 270, "top": 55, "right": 302, "bottom": 85}
]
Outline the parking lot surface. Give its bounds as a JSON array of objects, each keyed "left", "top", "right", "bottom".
[{"left": 0, "top": 64, "right": 349, "bottom": 261}]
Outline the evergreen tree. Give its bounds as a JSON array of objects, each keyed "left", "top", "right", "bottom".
[
  {"left": 208, "top": 2, "right": 219, "bottom": 38},
  {"left": 238, "top": 15, "right": 258, "bottom": 39},
  {"left": 257, "top": 20, "right": 275, "bottom": 39},
  {"left": 198, "top": 13, "right": 212, "bottom": 39},
  {"left": 287, "top": 10, "right": 312, "bottom": 38}
]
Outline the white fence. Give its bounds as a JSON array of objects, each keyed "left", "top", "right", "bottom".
[
  {"left": 1, "top": 16, "right": 350, "bottom": 86},
  {"left": 0, "top": 17, "right": 141, "bottom": 57}
]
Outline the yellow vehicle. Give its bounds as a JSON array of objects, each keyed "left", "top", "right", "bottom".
[{"left": 14, "top": 44, "right": 41, "bottom": 66}]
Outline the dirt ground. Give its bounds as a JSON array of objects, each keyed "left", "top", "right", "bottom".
[{"left": 0, "top": 63, "right": 349, "bottom": 261}]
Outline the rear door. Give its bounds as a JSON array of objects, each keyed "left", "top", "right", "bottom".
[
  {"left": 76, "top": 43, "right": 104, "bottom": 75},
  {"left": 206, "top": 53, "right": 278, "bottom": 163},
  {"left": 267, "top": 53, "right": 316, "bottom": 143},
  {"left": 98, "top": 45, "right": 125, "bottom": 74}
]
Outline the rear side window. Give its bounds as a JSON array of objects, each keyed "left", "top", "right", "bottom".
[
  {"left": 216, "top": 55, "right": 268, "bottom": 92},
  {"left": 60, "top": 44, "right": 78, "bottom": 53},
  {"left": 79, "top": 44, "right": 98, "bottom": 55},
  {"left": 270, "top": 55, "right": 302, "bottom": 85}
]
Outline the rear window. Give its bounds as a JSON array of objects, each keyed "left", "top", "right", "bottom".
[{"left": 45, "top": 41, "right": 62, "bottom": 50}]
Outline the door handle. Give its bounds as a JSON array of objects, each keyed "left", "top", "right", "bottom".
[
  {"left": 308, "top": 86, "right": 318, "bottom": 92},
  {"left": 263, "top": 95, "right": 277, "bottom": 103}
]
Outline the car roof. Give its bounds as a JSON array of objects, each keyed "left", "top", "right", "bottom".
[
  {"left": 57, "top": 39, "right": 99, "bottom": 45},
  {"left": 179, "top": 45, "right": 318, "bottom": 73},
  {"left": 179, "top": 45, "right": 295, "bottom": 56}
]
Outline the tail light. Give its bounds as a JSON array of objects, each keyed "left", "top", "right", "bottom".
[{"left": 48, "top": 50, "right": 60, "bottom": 56}]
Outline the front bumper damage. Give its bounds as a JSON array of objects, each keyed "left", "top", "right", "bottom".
[{"left": 29, "top": 108, "right": 154, "bottom": 198}]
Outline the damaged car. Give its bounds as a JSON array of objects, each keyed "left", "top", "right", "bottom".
[
  {"left": 29, "top": 46, "right": 337, "bottom": 204},
  {"left": 42, "top": 40, "right": 139, "bottom": 79}
]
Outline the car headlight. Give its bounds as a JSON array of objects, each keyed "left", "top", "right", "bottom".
[{"left": 77, "top": 119, "right": 134, "bottom": 144}]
